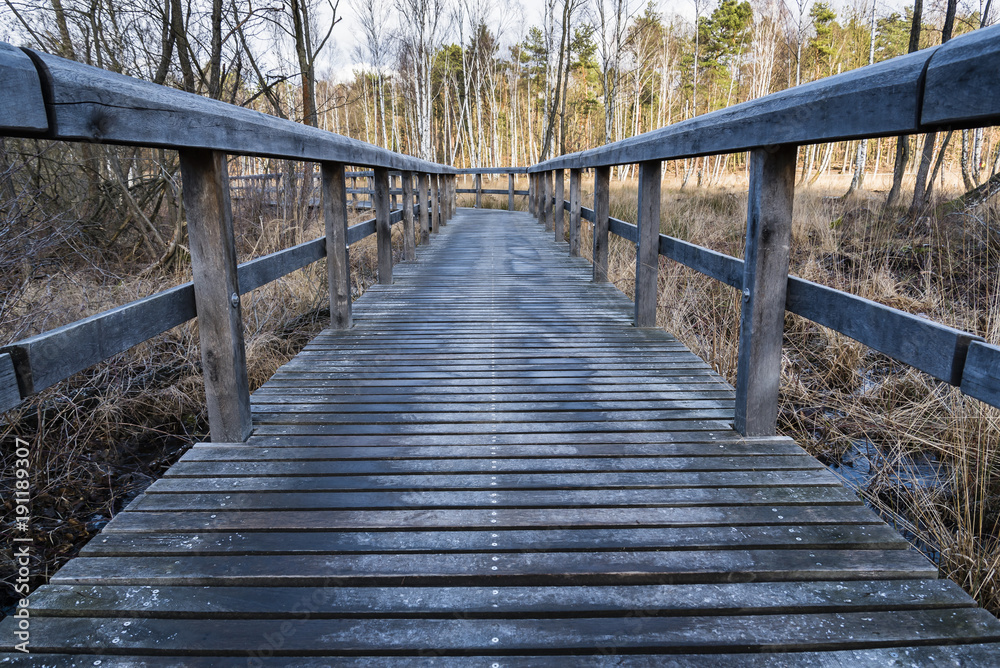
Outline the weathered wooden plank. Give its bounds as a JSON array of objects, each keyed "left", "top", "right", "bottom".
[
  {"left": 635, "top": 160, "right": 662, "bottom": 328},
  {"left": 735, "top": 146, "right": 796, "bottom": 437},
  {"left": 373, "top": 167, "right": 392, "bottom": 285},
  {"left": 0, "top": 352, "right": 21, "bottom": 412},
  {"left": 530, "top": 47, "right": 938, "bottom": 171},
  {"left": 921, "top": 24, "right": 1000, "bottom": 128},
  {"left": 24, "top": 47, "right": 454, "bottom": 173},
  {"left": 346, "top": 217, "right": 376, "bottom": 245},
  {"left": 593, "top": 166, "right": 611, "bottom": 282},
  {"left": 431, "top": 174, "right": 440, "bottom": 234},
  {"left": 528, "top": 173, "right": 536, "bottom": 214},
  {"left": 0, "top": 42, "right": 48, "bottom": 133},
  {"left": 179, "top": 149, "right": 251, "bottom": 443},
  {"left": 508, "top": 172, "right": 515, "bottom": 210},
  {"left": 417, "top": 173, "right": 430, "bottom": 244},
  {"left": 457, "top": 188, "right": 518, "bottom": 195},
  {"left": 400, "top": 170, "right": 415, "bottom": 261},
  {"left": 569, "top": 168, "right": 582, "bottom": 256},
  {"left": 960, "top": 341, "right": 1000, "bottom": 408},
  {"left": 554, "top": 168, "right": 565, "bottom": 243},
  {"left": 474, "top": 172, "right": 482, "bottom": 208},
  {"left": 322, "top": 162, "right": 352, "bottom": 329},
  {"left": 456, "top": 167, "right": 528, "bottom": 174},
  {"left": 544, "top": 171, "right": 554, "bottom": 231},
  {"left": 659, "top": 233, "right": 743, "bottom": 288}
]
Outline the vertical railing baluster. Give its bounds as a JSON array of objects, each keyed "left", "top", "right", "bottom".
[
  {"left": 449, "top": 175, "right": 456, "bottom": 219},
  {"left": 554, "top": 168, "right": 565, "bottom": 244},
  {"left": 475, "top": 172, "right": 482, "bottom": 209},
  {"left": 390, "top": 173, "right": 398, "bottom": 211},
  {"left": 322, "top": 162, "right": 351, "bottom": 330},
  {"left": 432, "top": 174, "right": 441, "bottom": 233},
  {"left": 508, "top": 172, "right": 515, "bottom": 211},
  {"left": 544, "top": 171, "right": 554, "bottom": 231},
  {"left": 373, "top": 166, "right": 392, "bottom": 285},
  {"left": 529, "top": 174, "right": 536, "bottom": 216},
  {"left": 351, "top": 175, "right": 357, "bottom": 211},
  {"left": 569, "top": 168, "right": 581, "bottom": 257},
  {"left": 635, "top": 160, "right": 662, "bottom": 328},
  {"left": 401, "top": 170, "right": 415, "bottom": 261},
  {"left": 418, "top": 172, "right": 430, "bottom": 244},
  {"left": 735, "top": 145, "right": 797, "bottom": 437},
  {"left": 179, "top": 149, "right": 251, "bottom": 442},
  {"left": 593, "top": 165, "right": 610, "bottom": 283}
]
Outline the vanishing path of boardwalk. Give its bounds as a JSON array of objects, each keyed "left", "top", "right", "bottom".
[{"left": 3, "top": 208, "right": 1000, "bottom": 664}]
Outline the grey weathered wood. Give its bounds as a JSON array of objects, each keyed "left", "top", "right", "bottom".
[
  {"left": 735, "top": 146, "right": 796, "bottom": 437},
  {"left": 0, "top": 353, "right": 21, "bottom": 413},
  {"left": 527, "top": 174, "right": 535, "bottom": 214},
  {"left": 508, "top": 173, "right": 515, "bottom": 210},
  {"left": 660, "top": 233, "right": 744, "bottom": 288},
  {"left": 529, "top": 48, "right": 938, "bottom": 172},
  {"left": 554, "top": 168, "right": 565, "bottom": 243},
  {"left": 921, "top": 24, "right": 1000, "bottom": 128},
  {"left": 960, "top": 341, "right": 1000, "bottom": 408},
  {"left": 456, "top": 167, "right": 528, "bottom": 174},
  {"left": 23, "top": 47, "right": 455, "bottom": 174},
  {"left": 389, "top": 173, "right": 397, "bottom": 210},
  {"left": 544, "top": 171, "right": 554, "bottom": 231},
  {"left": 322, "top": 162, "right": 351, "bottom": 329},
  {"left": 449, "top": 175, "right": 456, "bottom": 220},
  {"left": 417, "top": 173, "right": 430, "bottom": 244},
  {"left": 569, "top": 168, "right": 582, "bottom": 256},
  {"left": 401, "top": 171, "right": 416, "bottom": 261},
  {"left": 635, "top": 160, "right": 662, "bottom": 328},
  {"left": 373, "top": 167, "right": 392, "bottom": 285},
  {"left": 179, "top": 149, "right": 251, "bottom": 443},
  {"left": 431, "top": 175, "right": 440, "bottom": 233},
  {"left": 474, "top": 172, "right": 482, "bottom": 208},
  {"left": 0, "top": 43, "right": 48, "bottom": 133},
  {"left": 593, "top": 166, "right": 611, "bottom": 282},
  {"left": 350, "top": 175, "right": 358, "bottom": 209}
]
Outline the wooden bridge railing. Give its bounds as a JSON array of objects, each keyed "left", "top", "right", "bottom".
[
  {"left": 525, "top": 24, "right": 1000, "bottom": 437},
  {"left": 0, "top": 41, "right": 458, "bottom": 441},
  {"left": 455, "top": 167, "right": 530, "bottom": 210}
]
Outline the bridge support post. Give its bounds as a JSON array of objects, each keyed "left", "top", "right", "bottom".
[
  {"left": 529, "top": 174, "right": 535, "bottom": 215},
  {"left": 374, "top": 167, "right": 393, "bottom": 285},
  {"left": 449, "top": 175, "right": 456, "bottom": 219},
  {"left": 593, "top": 165, "right": 611, "bottom": 282},
  {"left": 322, "top": 162, "right": 352, "bottom": 330},
  {"left": 418, "top": 173, "right": 430, "bottom": 244},
  {"left": 401, "top": 170, "right": 416, "bottom": 261},
  {"left": 508, "top": 173, "right": 515, "bottom": 211},
  {"left": 735, "top": 145, "right": 797, "bottom": 437},
  {"left": 635, "top": 160, "right": 662, "bottom": 328},
  {"left": 544, "top": 171, "right": 554, "bottom": 231},
  {"left": 569, "top": 168, "right": 582, "bottom": 256},
  {"left": 538, "top": 175, "right": 546, "bottom": 225},
  {"left": 431, "top": 174, "right": 441, "bottom": 233},
  {"left": 554, "top": 168, "right": 565, "bottom": 243},
  {"left": 475, "top": 172, "right": 482, "bottom": 208},
  {"left": 390, "top": 173, "right": 398, "bottom": 211},
  {"left": 179, "top": 149, "right": 252, "bottom": 443}
]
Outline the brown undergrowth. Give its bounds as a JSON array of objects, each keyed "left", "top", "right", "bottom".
[{"left": 0, "top": 197, "right": 412, "bottom": 614}]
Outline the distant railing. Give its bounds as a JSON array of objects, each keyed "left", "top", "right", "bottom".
[
  {"left": 0, "top": 41, "right": 458, "bottom": 441},
  {"left": 454, "top": 168, "right": 529, "bottom": 210},
  {"left": 526, "top": 24, "right": 1000, "bottom": 436}
]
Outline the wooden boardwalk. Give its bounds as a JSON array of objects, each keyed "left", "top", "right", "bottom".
[{"left": 4, "top": 209, "right": 1000, "bottom": 665}]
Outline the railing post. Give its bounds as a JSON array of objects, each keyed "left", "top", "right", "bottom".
[
  {"left": 449, "top": 175, "right": 456, "bottom": 219},
  {"left": 178, "top": 149, "right": 251, "bottom": 442},
  {"left": 373, "top": 166, "right": 392, "bottom": 285},
  {"left": 401, "top": 170, "right": 416, "bottom": 261},
  {"left": 431, "top": 174, "right": 441, "bottom": 233},
  {"left": 544, "top": 171, "right": 554, "bottom": 231},
  {"left": 569, "top": 168, "right": 581, "bottom": 256},
  {"left": 508, "top": 173, "right": 515, "bottom": 211},
  {"left": 351, "top": 175, "right": 358, "bottom": 211},
  {"left": 554, "top": 168, "right": 565, "bottom": 243},
  {"left": 418, "top": 172, "right": 430, "bottom": 244},
  {"left": 735, "top": 145, "right": 797, "bottom": 437},
  {"left": 322, "top": 162, "right": 351, "bottom": 330},
  {"left": 635, "top": 160, "right": 662, "bottom": 328},
  {"left": 528, "top": 174, "right": 536, "bottom": 215},
  {"left": 390, "top": 173, "right": 398, "bottom": 211},
  {"left": 475, "top": 172, "right": 482, "bottom": 208},
  {"left": 593, "top": 165, "right": 610, "bottom": 283}
]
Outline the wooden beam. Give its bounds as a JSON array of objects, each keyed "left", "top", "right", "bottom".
[
  {"left": 373, "top": 167, "right": 392, "bottom": 285},
  {"left": 961, "top": 341, "right": 1000, "bottom": 409},
  {"left": 528, "top": 174, "right": 536, "bottom": 215},
  {"left": 593, "top": 166, "right": 611, "bottom": 283},
  {"left": 179, "top": 149, "right": 252, "bottom": 443},
  {"left": 544, "top": 171, "right": 554, "bottom": 232},
  {"left": 635, "top": 161, "right": 662, "bottom": 328},
  {"left": 508, "top": 173, "right": 515, "bottom": 211},
  {"left": 401, "top": 171, "right": 416, "bottom": 261},
  {"left": 0, "top": 42, "right": 48, "bottom": 133},
  {"left": 418, "top": 173, "right": 430, "bottom": 244},
  {"left": 554, "top": 169, "right": 565, "bottom": 244},
  {"left": 735, "top": 145, "right": 797, "bottom": 437},
  {"left": 431, "top": 175, "right": 440, "bottom": 234},
  {"left": 475, "top": 173, "right": 482, "bottom": 208},
  {"left": 322, "top": 162, "right": 351, "bottom": 330},
  {"left": 921, "top": 25, "right": 1000, "bottom": 129},
  {"left": 569, "top": 169, "right": 582, "bottom": 257},
  {"left": 0, "top": 353, "right": 21, "bottom": 413}
]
